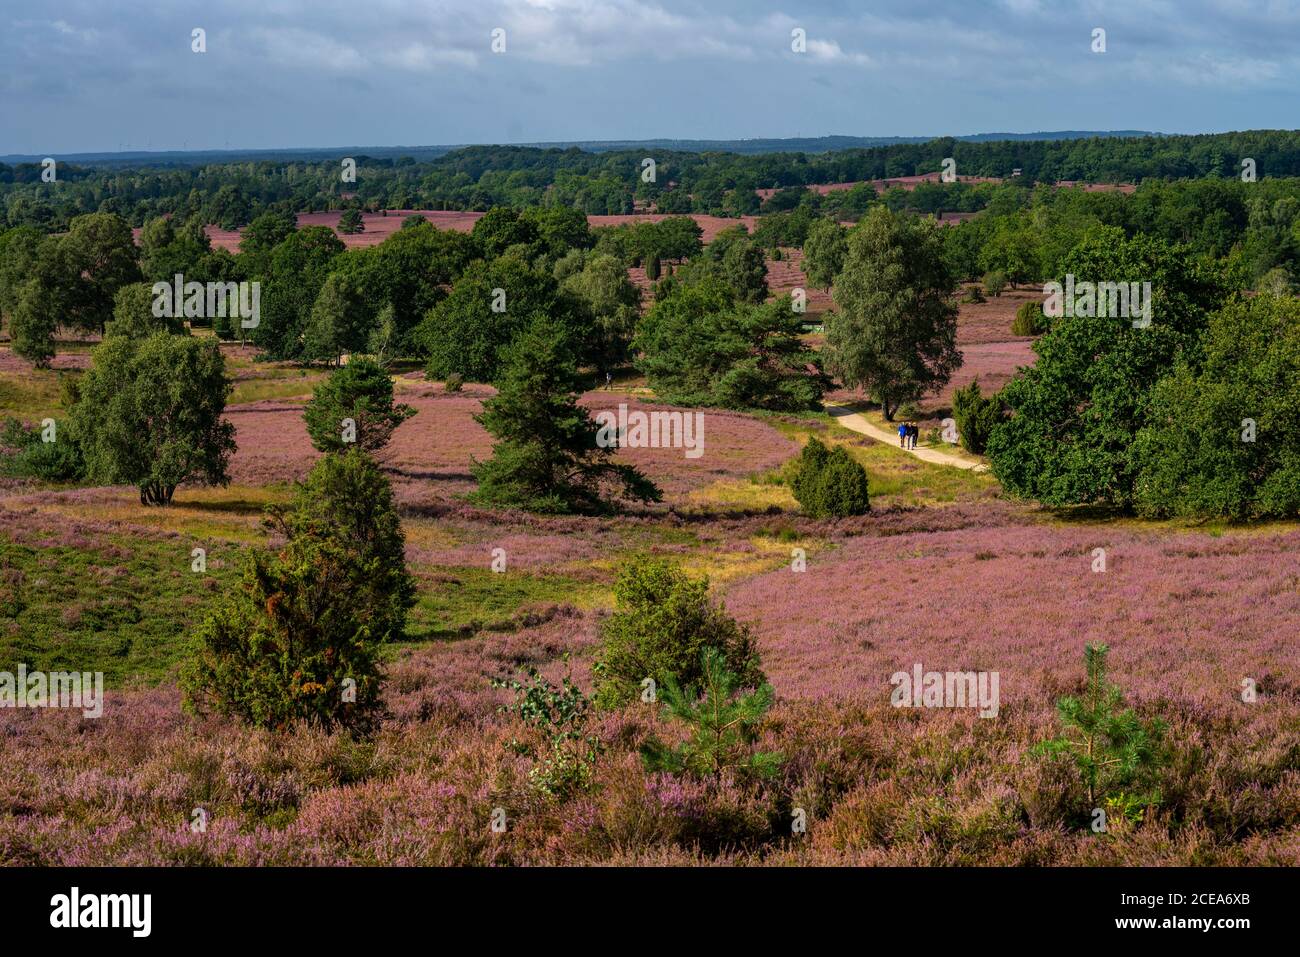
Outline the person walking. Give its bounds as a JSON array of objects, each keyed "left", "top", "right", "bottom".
[
  {"left": 898, "top": 421, "right": 907, "bottom": 448},
  {"left": 605, "top": 370, "right": 613, "bottom": 390},
  {"left": 908, "top": 423, "right": 918, "bottom": 450}
]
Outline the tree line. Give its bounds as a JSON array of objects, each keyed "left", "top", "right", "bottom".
[{"left": 10, "top": 129, "right": 1300, "bottom": 229}]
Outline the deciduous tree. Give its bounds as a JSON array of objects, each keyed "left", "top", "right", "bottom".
[{"left": 825, "top": 207, "right": 962, "bottom": 420}]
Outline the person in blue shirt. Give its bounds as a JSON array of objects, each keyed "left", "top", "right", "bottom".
[{"left": 898, "top": 422, "right": 907, "bottom": 447}]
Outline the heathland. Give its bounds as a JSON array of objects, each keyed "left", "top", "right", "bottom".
[{"left": 1, "top": 134, "right": 1297, "bottom": 865}]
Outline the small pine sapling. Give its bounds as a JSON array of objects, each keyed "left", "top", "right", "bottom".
[
  {"left": 1033, "top": 643, "right": 1168, "bottom": 827},
  {"left": 640, "top": 647, "right": 782, "bottom": 783}
]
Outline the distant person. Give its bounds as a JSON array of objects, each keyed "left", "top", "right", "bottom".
[
  {"left": 908, "top": 423, "right": 918, "bottom": 450},
  {"left": 605, "top": 370, "right": 613, "bottom": 390},
  {"left": 898, "top": 422, "right": 907, "bottom": 447},
  {"left": 911, "top": 424, "right": 919, "bottom": 449}
]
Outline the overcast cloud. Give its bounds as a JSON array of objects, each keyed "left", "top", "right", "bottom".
[{"left": 1, "top": 0, "right": 1297, "bottom": 152}]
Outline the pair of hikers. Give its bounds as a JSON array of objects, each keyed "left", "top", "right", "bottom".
[{"left": 897, "top": 421, "right": 919, "bottom": 450}]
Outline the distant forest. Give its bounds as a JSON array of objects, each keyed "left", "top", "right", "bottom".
[{"left": 4, "top": 129, "right": 1300, "bottom": 229}]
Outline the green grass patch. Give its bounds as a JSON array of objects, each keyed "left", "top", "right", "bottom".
[
  {"left": 18, "top": 484, "right": 294, "bottom": 545},
  {"left": 835, "top": 434, "right": 994, "bottom": 505},
  {"left": 408, "top": 566, "right": 609, "bottom": 640},
  {"left": 228, "top": 373, "right": 326, "bottom": 406},
  {"left": 0, "top": 531, "right": 240, "bottom": 687},
  {"left": 0, "top": 369, "right": 69, "bottom": 421}
]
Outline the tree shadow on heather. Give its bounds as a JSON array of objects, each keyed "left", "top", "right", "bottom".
[{"left": 385, "top": 467, "right": 475, "bottom": 483}]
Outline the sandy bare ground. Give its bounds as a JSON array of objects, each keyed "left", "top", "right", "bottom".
[{"left": 825, "top": 403, "right": 990, "bottom": 472}]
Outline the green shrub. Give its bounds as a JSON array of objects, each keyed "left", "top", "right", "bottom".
[
  {"left": 592, "top": 557, "right": 765, "bottom": 709},
  {"left": 1012, "top": 299, "right": 1047, "bottom": 336},
  {"left": 181, "top": 451, "right": 415, "bottom": 733},
  {"left": 640, "top": 647, "right": 782, "bottom": 783},
  {"left": 982, "top": 270, "right": 1007, "bottom": 297},
  {"left": 491, "top": 661, "right": 602, "bottom": 799},
  {"left": 961, "top": 286, "right": 986, "bottom": 304},
  {"left": 0, "top": 417, "right": 84, "bottom": 482},
  {"left": 269, "top": 449, "right": 417, "bottom": 643},
  {"left": 181, "top": 533, "right": 386, "bottom": 734},
  {"left": 443, "top": 372, "right": 464, "bottom": 392},
  {"left": 58, "top": 373, "right": 81, "bottom": 410},
  {"left": 951, "top": 379, "right": 1003, "bottom": 455},
  {"left": 790, "top": 437, "right": 870, "bottom": 518}
]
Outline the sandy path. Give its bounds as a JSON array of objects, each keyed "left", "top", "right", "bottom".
[{"left": 825, "top": 404, "right": 990, "bottom": 472}]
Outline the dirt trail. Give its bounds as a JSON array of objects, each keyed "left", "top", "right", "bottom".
[{"left": 825, "top": 404, "right": 990, "bottom": 472}]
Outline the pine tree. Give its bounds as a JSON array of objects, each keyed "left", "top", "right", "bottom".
[
  {"left": 470, "top": 316, "right": 661, "bottom": 513},
  {"left": 639, "top": 647, "right": 782, "bottom": 782},
  {"left": 303, "top": 355, "right": 414, "bottom": 455},
  {"left": 1033, "top": 643, "right": 1168, "bottom": 821},
  {"left": 337, "top": 208, "right": 365, "bottom": 235}
]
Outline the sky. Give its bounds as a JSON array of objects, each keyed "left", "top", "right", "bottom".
[{"left": 2, "top": 0, "right": 1299, "bottom": 154}]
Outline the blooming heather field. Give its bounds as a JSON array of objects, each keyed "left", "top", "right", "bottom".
[
  {"left": 755, "top": 176, "right": 1136, "bottom": 203},
  {"left": 0, "top": 226, "right": 1283, "bottom": 862},
  {"left": 1, "top": 315, "right": 1297, "bottom": 867},
  {"left": 185, "top": 211, "right": 762, "bottom": 253},
  {"left": 225, "top": 381, "right": 798, "bottom": 501}
]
